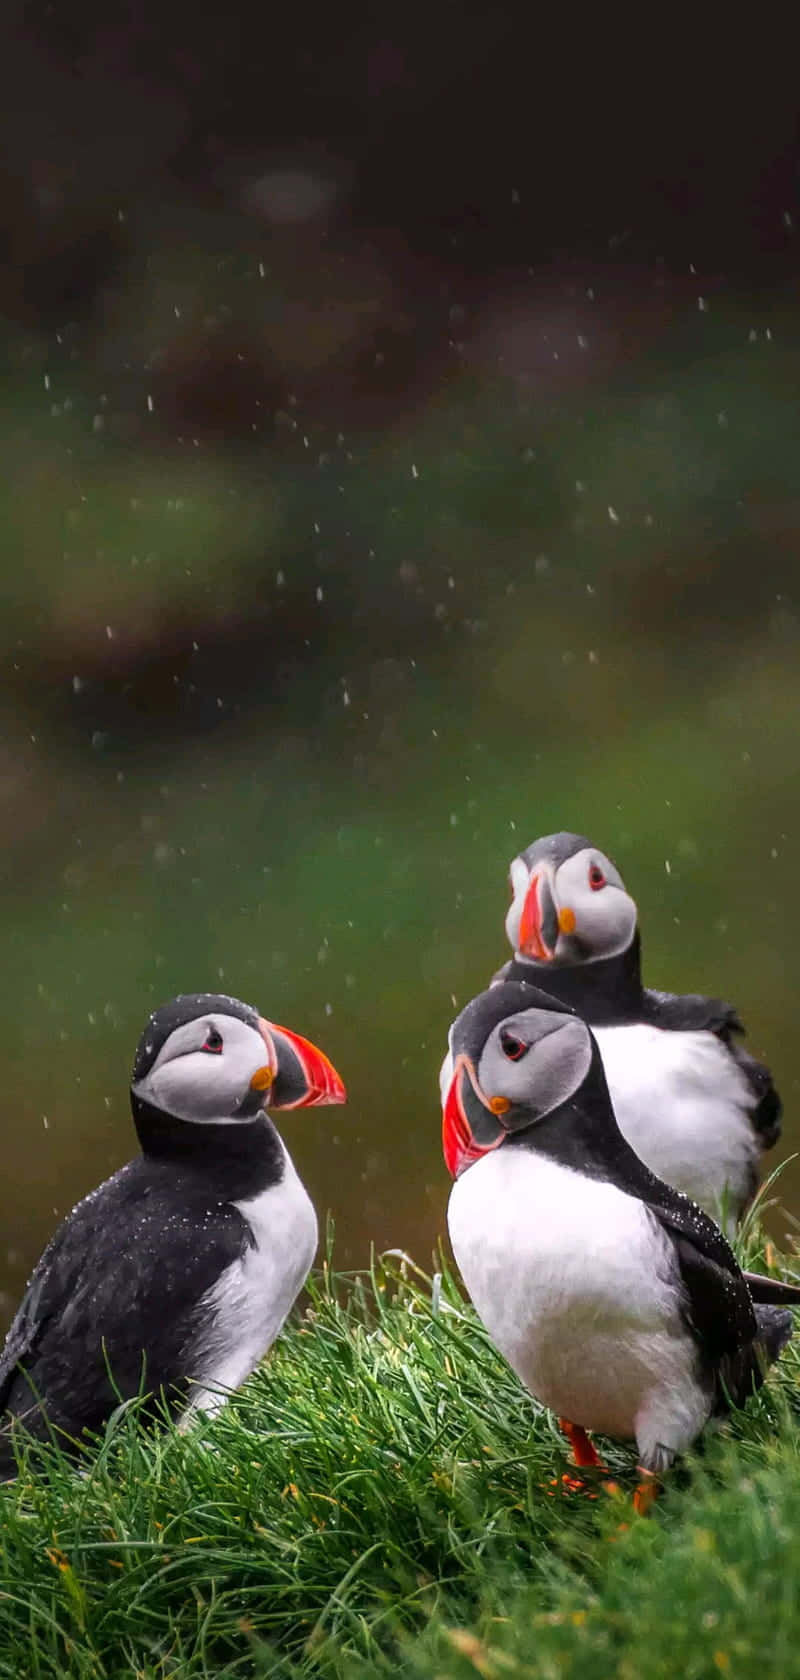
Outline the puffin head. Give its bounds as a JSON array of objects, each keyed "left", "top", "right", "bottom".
[
  {"left": 130, "top": 992, "right": 346, "bottom": 1133},
  {"left": 505, "top": 831, "right": 637, "bottom": 966},
  {"left": 442, "top": 980, "right": 599, "bottom": 1177}
]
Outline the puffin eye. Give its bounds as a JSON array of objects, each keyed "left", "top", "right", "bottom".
[
  {"left": 202, "top": 1027, "right": 224, "bottom": 1054},
  {"left": 500, "top": 1029, "right": 528, "bottom": 1061},
  {"left": 588, "top": 863, "right": 606, "bottom": 891}
]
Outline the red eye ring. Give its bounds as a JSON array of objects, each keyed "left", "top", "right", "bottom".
[
  {"left": 588, "top": 863, "right": 606, "bottom": 891},
  {"left": 202, "top": 1028, "right": 224, "bottom": 1054},
  {"left": 500, "top": 1029, "right": 527, "bottom": 1061}
]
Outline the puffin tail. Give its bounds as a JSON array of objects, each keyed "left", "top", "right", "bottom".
[
  {"left": 0, "top": 1433, "right": 17, "bottom": 1482},
  {"left": 718, "top": 1304, "right": 794, "bottom": 1413},
  {"left": 753, "top": 1304, "right": 794, "bottom": 1367}
]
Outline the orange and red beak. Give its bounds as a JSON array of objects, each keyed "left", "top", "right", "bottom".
[
  {"left": 442, "top": 1053, "right": 508, "bottom": 1178},
  {"left": 256, "top": 1017, "right": 346, "bottom": 1110},
  {"left": 518, "top": 871, "right": 560, "bottom": 960}
]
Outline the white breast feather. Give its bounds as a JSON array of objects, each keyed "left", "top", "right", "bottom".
[
  {"left": 594, "top": 1024, "right": 758, "bottom": 1225},
  {"left": 183, "top": 1143, "right": 318, "bottom": 1418},
  {"left": 448, "top": 1148, "right": 711, "bottom": 1464}
]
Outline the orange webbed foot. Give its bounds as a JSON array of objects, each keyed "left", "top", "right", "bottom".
[
  {"left": 558, "top": 1417, "right": 606, "bottom": 1470},
  {"left": 633, "top": 1467, "right": 660, "bottom": 1516}
]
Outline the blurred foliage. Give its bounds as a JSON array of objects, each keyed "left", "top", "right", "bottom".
[
  {"left": 3, "top": 253, "right": 800, "bottom": 1324},
  {"left": 2, "top": 8, "right": 800, "bottom": 1323}
]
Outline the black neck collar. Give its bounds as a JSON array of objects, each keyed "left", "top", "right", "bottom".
[
  {"left": 505, "top": 1042, "right": 658, "bottom": 1197},
  {"left": 505, "top": 930, "right": 644, "bottom": 1026},
  {"left": 130, "top": 1096, "right": 286, "bottom": 1199}
]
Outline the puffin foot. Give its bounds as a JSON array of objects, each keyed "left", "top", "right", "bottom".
[
  {"left": 540, "top": 1471, "right": 600, "bottom": 1499},
  {"left": 633, "top": 1466, "right": 660, "bottom": 1516},
  {"left": 558, "top": 1417, "right": 605, "bottom": 1470}
]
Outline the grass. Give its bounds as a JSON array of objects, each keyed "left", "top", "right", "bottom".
[{"left": 1, "top": 1211, "right": 799, "bottom": 1679}]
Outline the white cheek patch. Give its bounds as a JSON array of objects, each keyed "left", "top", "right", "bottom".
[
  {"left": 509, "top": 857, "right": 530, "bottom": 899},
  {"left": 134, "top": 1062, "right": 248, "bottom": 1124},
  {"left": 479, "top": 1015, "right": 594, "bottom": 1121},
  {"left": 526, "top": 1019, "right": 593, "bottom": 1115},
  {"left": 439, "top": 1013, "right": 467, "bottom": 1105},
  {"left": 133, "top": 1013, "right": 267, "bottom": 1125},
  {"left": 505, "top": 857, "right": 531, "bottom": 948},
  {"left": 439, "top": 1046, "right": 455, "bottom": 1106},
  {"left": 553, "top": 850, "right": 636, "bottom": 962}
]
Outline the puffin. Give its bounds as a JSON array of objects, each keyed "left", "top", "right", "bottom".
[
  {"left": 443, "top": 830, "right": 781, "bottom": 1230},
  {"left": 0, "top": 992, "right": 346, "bottom": 1473},
  {"left": 443, "top": 979, "right": 800, "bottom": 1507}
]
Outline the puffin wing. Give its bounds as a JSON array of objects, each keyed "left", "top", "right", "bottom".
[
  {"left": 643, "top": 989, "right": 782, "bottom": 1148},
  {"left": 643, "top": 1186, "right": 793, "bottom": 1408},
  {"left": 0, "top": 1290, "right": 42, "bottom": 1411},
  {"left": 664, "top": 1229, "right": 755, "bottom": 1366},
  {"left": 0, "top": 1160, "right": 251, "bottom": 1434},
  {"left": 726, "top": 1042, "right": 782, "bottom": 1147},
  {"left": 643, "top": 1185, "right": 753, "bottom": 1353}
]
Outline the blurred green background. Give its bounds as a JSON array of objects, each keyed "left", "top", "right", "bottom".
[{"left": 1, "top": 6, "right": 799, "bottom": 1325}]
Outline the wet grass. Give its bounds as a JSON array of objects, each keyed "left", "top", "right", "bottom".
[{"left": 0, "top": 1212, "right": 799, "bottom": 1678}]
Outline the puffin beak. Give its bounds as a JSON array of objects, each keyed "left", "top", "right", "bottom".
[
  {"left": 442, "top": 1054, "right": 507, "bottom": 1178},
  {"left": 256, "top": 1017, "right": 347, "bottom": 1109},
  {"left": 518, "top": 870, "right": 560, "bottom": 960}
]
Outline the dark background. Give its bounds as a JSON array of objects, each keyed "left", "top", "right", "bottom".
[{"left": 1, "top": 5, "right": 799, "bottom": 1324}]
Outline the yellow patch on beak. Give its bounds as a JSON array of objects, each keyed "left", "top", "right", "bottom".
[
  {"left": 250, "top": 1065, "right": 274, "bottom": 1092},
  {"left": 489, "top": 1095, "right": 511, "bottom": 1115},
  {"left": 558, "top": 907, "right": 577, "bottom": 935}
]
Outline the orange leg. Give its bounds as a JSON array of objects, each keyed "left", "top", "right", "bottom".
[
  {"left": 558, "top": 1417, "right": 602, "bottom": 1469},
  {"left": 633, "top": 1467, "right": 660, "bottom": 1516}
]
